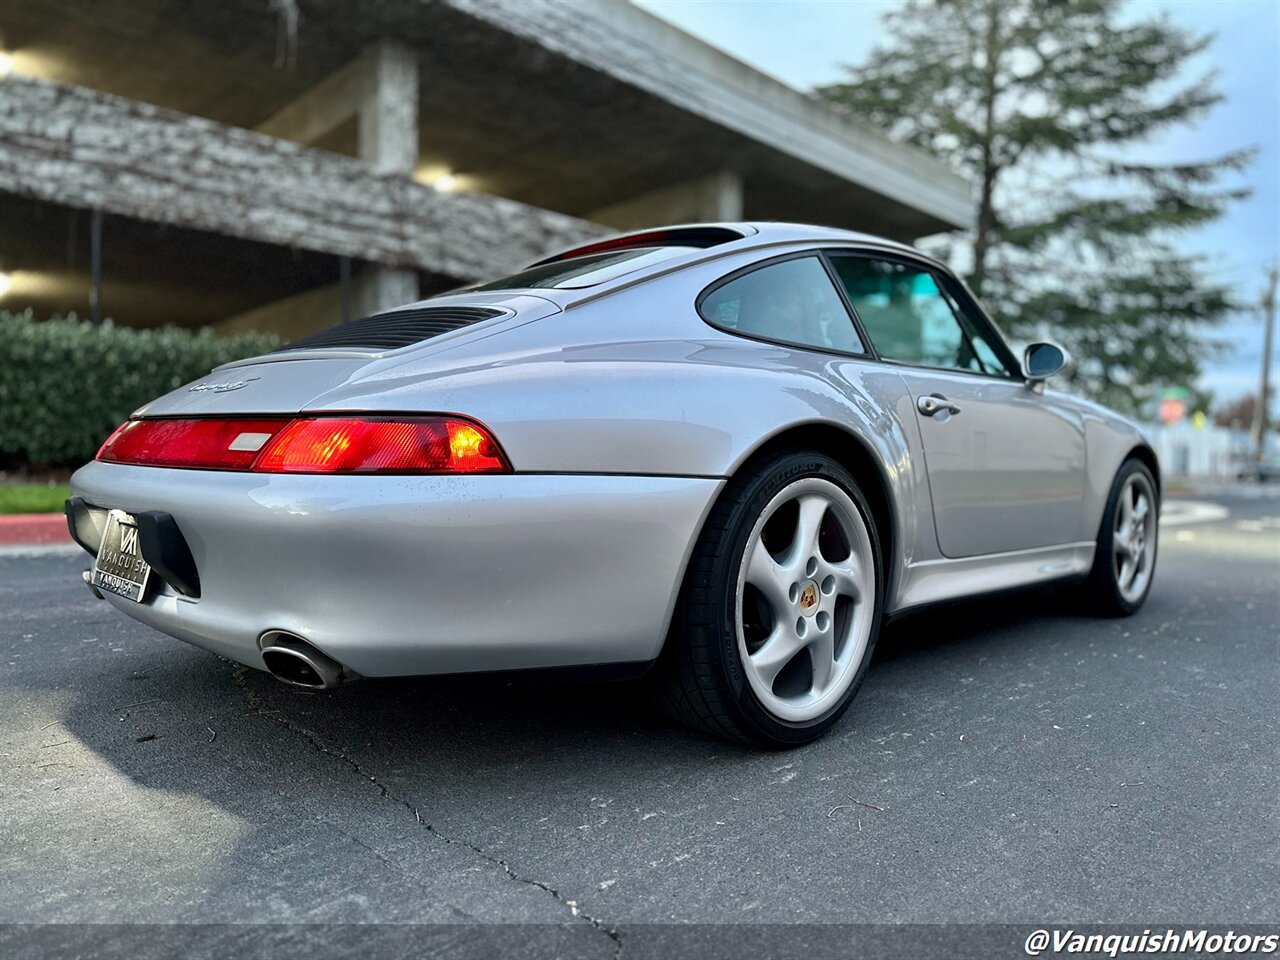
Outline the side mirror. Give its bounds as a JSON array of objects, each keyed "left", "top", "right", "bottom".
[{"left": 1022, "top": 341, "right": 1067, "bottom": 384}]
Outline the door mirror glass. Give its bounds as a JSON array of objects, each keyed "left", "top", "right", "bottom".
[{"left": 1023, "top": 341, "right": 1067, "bottom": 381}]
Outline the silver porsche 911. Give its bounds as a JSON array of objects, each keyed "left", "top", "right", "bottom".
[{"left": 67, "top": 223, "right": 1159, "bottom": 746}]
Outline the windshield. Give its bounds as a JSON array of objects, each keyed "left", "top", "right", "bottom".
[{"left": 469, "top": 246, "right": 700, "bottom": 291}]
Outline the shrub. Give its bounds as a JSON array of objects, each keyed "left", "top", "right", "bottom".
[{"left": 0, "top": 310, "right": 278, "bottom": 468}]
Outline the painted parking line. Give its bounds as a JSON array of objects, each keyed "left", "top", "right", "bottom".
[
  {"left": 1190, "top": 483, "right": 1280, "bottom": 500},
  {"left": 1235, "top": 517, "right": 1280, "bottom": 533},
  {"left": 1160, "top": 500, "right": 1229, "bottom": 526}
]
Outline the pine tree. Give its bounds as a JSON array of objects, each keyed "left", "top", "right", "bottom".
[{"left": 819, "top": 0, "right": 1251, "bottom": 412}]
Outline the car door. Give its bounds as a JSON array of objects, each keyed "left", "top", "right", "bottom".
[{"left": 826, "top": 251, "right": 1086, "bottom": 559}]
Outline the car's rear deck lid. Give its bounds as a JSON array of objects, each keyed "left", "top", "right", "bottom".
[{"left": 274, "top": 305, "right": 505, "bottom": 353}]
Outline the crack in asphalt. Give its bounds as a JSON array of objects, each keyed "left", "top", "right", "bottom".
[{"left": 233, "top": 667, "right": 623, "bottom": 957}]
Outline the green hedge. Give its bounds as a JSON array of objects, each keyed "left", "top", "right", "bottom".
[{"left": 0, "top": 310, "right": 278, "bottom": 468}]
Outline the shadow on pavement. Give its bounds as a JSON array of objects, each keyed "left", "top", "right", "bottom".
[
  {"left": 58, "top": 579, "right": 1093, "bottom": 783},
  {"left": 42, "top": 575, "right": 1113, "bottom": 927}
]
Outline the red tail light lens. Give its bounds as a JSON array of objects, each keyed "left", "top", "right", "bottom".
[
  {"left": 254, "top": 417, "right": 508, "bottom": 474},
  {"left": 97, "top": 418, "right": 290, "bottom": 470},
  {"left": 96, "top": 416, "right": 509, "bottom": 474}
]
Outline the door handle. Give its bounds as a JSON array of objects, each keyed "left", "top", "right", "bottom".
[{"left": 917, "top": 394, "right": 962, "bottom": 417}]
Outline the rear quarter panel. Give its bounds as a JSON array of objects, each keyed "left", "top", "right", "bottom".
[{"left": 305, "top": 271, "right": 932, "bottom": 574}]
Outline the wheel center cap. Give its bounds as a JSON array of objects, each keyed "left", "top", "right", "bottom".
[{"left": 798, "top": 580, "right": 820, "bottom": 617}]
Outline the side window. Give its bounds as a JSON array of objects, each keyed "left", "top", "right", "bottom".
[
  {"left": 700, "top": 256, "right": 864, "bottom": 355},
  {"left": 829, "top": 256, "right": 1012, "bottom": 377}
]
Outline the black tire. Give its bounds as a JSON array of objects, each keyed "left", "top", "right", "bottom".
[
  {"left": 1080, "top": 458, "right": 1160, "bottom": 617},
  {"left": 650, "top": 450, "right": 884, "bottom": 747}
]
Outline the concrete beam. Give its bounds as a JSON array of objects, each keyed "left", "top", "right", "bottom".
[
  {"left": 0, "top": 75, "right": 604, "bottom": 280},
  {"left": 257, "top": 41, "right": 419, "bottom": 174},
  {"left": 254, "top": 55, "right": 366, "bottom": 146},
  {"left": 444, "top": 0, "right": 972, "bottom": 232},
  {"left": 590, "top": 171, "right": 744, "bottom": 231}
]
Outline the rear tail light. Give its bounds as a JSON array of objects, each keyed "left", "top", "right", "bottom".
[
  {"left": 97, "top": 418, "right": 290, "bottom": 471},
  {"left": 253, "top": 417, "right": 508, "bottom": 474},
  {"left": 97, "top": 416, "right": 510, "bottom": 474}
]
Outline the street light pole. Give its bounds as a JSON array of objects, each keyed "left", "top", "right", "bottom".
[{"left": 1253, "top": 264, "right": 1278, "bottom": 466}]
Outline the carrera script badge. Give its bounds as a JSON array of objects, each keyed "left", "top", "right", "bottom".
[{"left": 188, "top": 377, "right": 260, "bottom": 394}]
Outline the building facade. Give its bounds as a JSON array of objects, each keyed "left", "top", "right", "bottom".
[{"left": 0, "top": 0, "right": 971, "bottom": 339}]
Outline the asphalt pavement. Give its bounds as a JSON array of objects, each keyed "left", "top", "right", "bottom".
[{"left": 1, "top": 486, "right": 1276, "bottom": 956}]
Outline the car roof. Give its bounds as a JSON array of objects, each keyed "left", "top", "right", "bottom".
[
  {"left": 537, "top": 221, "right": 921, "bottom": 265},
  {"left": 415, "top": 222, "right": 936, "bottom": 313}
]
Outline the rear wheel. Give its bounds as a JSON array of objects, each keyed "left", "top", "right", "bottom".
[
  {"left": 1081, "top": 458, "right": 1159, "bottom": 616},
  {"left": 652, "top": 450, "right": 883, "bottom": 747}
]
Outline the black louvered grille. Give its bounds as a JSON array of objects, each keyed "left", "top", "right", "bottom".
[{"left": 275, "top": 306, "right": 505, "bottom": 352}]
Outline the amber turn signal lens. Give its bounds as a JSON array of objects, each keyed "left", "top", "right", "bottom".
[{"left": 253, "top": 417, "right": 509, "bottom": 474}]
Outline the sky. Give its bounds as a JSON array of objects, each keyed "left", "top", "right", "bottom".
[{"left": 634, "top": 0, "right": 1280, "bottom": 407}]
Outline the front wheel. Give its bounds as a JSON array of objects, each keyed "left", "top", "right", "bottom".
[
  {"left": 651, "top": 451, "right": 883, "bottom": 747},
  {"left": 1081, "top": 458, "right": 1159, "bottom": 616}
]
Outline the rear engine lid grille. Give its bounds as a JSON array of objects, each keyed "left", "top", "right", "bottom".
[{"left": 274, "top": 306, "right": 505, "bottom": 352}]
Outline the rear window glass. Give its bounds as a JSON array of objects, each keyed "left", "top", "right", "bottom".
[{"left": 470, "top": 246, "right": 699, "bottom": 291}]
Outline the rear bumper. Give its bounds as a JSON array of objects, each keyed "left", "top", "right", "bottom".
[{"left": 68, "top": 462, "right": 722, "bottom": 676}]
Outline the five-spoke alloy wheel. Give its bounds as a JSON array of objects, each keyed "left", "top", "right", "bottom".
[
  {"left": 653, "top": 450, "right": 882, "bottom": 747},
  {"left": 1083, "top": 458, "right": 1160, "bottom": 616},
  {"left": 1112, "top": 472, "right": 1156, "bottom": 604},
  {"left": 737, "top": 478, "right": 876, "bottom": 724}
]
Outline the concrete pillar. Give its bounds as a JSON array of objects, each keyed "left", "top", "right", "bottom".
[
  {"left": 256, "top": 40, "right": 420, "bottom": 313},
  {"left": 358, "top": 41, "right": 419, "bottom": 176},
  {"left": 706, "top": 170, "right": 746, "bottom": 221},
  {"left": 355, "top": 265, "right": 419, "bottom": 315},
  {"left": 589, "top": 171, "right": 744, "bottom": 231},
  {"left": 358, "top": 41, "right": 419, "bottom": 310},
  {"left": 216, "top": 264, "right": 418, "bottom": 340}
]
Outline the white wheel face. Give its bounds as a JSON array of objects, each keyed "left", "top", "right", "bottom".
[
  {"left": 1113, "top": 472, "right": 1157, "bottom": 604},
  {"left": 734, "top": 476, "right": 876, "bottom": 724}
]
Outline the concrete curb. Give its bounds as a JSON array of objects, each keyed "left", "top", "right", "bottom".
[
  {"left": 0, "top": 512, "right": 71, "bottom": 546},
  {"left": 0, "top": 542, "right": 81, "bottom": 558}
]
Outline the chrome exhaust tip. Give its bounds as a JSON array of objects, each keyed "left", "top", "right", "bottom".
[
  {"left": 258, "top": 631, "right": 350, "bottom": 690},
  {"left": 82, "top": 569, "right": 105, "bottom": 600}
]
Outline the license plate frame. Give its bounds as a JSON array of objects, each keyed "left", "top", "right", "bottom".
[{"left": 92, "top": 509, "right": 152, "bottom": 603}]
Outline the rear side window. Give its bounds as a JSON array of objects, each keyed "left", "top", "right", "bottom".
[
  {"left": 828, "top": 256, "right": 1012, "bottom": 377},
  {"left": 699, "top": 257, "right": 865, "bottom": 355},
  {"left": 471, "top": 246, "right": 699, "bottom": 291}
]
